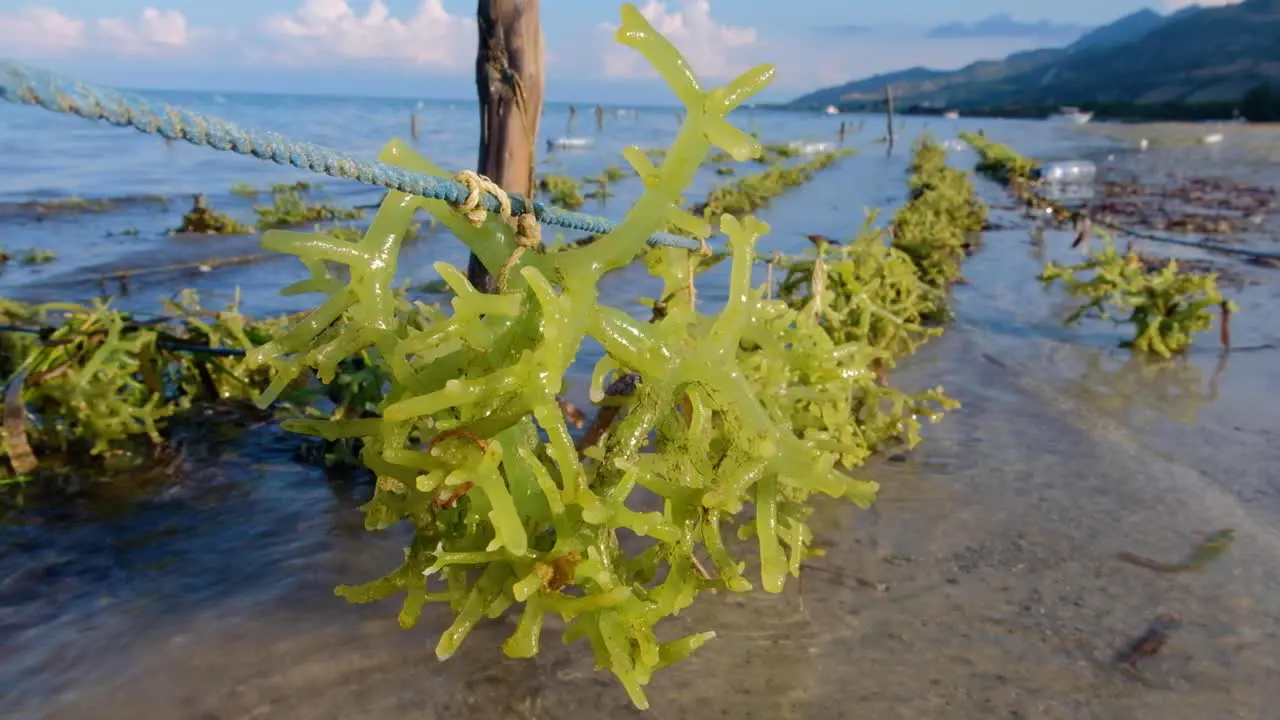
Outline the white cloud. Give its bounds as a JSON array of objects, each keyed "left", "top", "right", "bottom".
[
  {"left": 262, "top": 0, "right": 475, "bottom": 69},
  {"left": 97, "top": 8, "right": 193, "bottom": 53},
  {"left": 595, "top": 0, "right": 759, "bottom": 81},
  {"left": 0, "top": 5, "right": 201, "bottom": 57},
  {"left": 0, "top": 7, "right": 86, "bottom": 55}
]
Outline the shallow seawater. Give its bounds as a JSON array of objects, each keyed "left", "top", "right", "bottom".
[{"left": 1, "top": 89, "right": 1279, "bottom": 719}]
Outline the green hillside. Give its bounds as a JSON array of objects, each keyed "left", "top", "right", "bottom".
[{"left": 790, "top": 2, "right": 1280, "bottom": 114}]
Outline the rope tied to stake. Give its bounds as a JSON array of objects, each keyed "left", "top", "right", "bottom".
[
  {"left": 451, "top": 171, "right": 542, "bottom": 293},
  {"left": 499, "top": 213, "right": 543, "bottom": 292},
  {"left": 453, "top": 170, "right": 511, "bottom": 226},
  {"left": 810, "top": 251, "right": 828, "bottom": 318},
  {"left": 765, "top": 250, "right": 784, "bottom": 299}
]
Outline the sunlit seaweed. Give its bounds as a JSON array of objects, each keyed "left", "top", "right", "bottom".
[{"left": 1040, "top": 240, "right": 1236, "bottom": 357}]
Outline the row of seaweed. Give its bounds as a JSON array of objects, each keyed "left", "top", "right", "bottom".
[
  {"left": 959, "top": 132, "right": 1235, "bottom": 358},
  {"left": 755, "top": 134, "right": 989, "bottom": 467}
]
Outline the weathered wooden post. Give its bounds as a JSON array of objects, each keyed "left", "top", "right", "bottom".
[
  {"left": 469, "top": 0, "right": 545, "bottom": 293},
  {"left": 884, "top": 84, "right": 896, "bottom": 151}
]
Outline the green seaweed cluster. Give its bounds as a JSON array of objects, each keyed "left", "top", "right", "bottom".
[
  {"left": 0, "top": 248, "right": 58, "bottom": 266},
  {"left": 0, "top": 283, "right": 411, "bottom": 479},
  {"left": 169, "top": 188, "right": 364, "bottom": 236},
  {"left": 0, "top": 282, "right": 552, "bottom": 483},
  {"left": 771, "top": 235, "right": 956, "bottom": 467},
  {"left": 956, "top": 133, "right": 1238, "bottom": 357},
  {"left": 171, "top": 194, "right": 255, "bottom": 234},
  {"left": 889, "top": 136, "right": 988, "bottom": 316},
  {"left": 255, "top": 191, "right": 365, "bottom": 229},
  {"left": 692, "top": 148, "right": 853, "bottom": 221},
  {"left": 537, "top": 174, "right": 587, "bottom": 209},
  {"left": 0, "top": 293, "right": 268, "bottom": 474},
  {"left": 958, "top": 131, "right": 1038, "bottom": 185},
  {"left": 230, "top": 180, "right": 317, "bottom": 198},
  {"left": 1039, "top": 241, "right": 1236, "bottom": 357},
  {"left": 241, "top": 6, "right": 890, "bottom": 708},
  {"left": 770, "top": 145, "right": 974, "bottom": 468}
]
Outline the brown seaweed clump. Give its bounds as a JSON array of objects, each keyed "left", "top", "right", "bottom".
[{"left": 171, "top": 195, "right": 253, "bottom": 235}]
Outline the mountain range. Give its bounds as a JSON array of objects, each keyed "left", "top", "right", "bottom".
[{"left": 790, "top": 0, "right": 1280, "bottom": 112}]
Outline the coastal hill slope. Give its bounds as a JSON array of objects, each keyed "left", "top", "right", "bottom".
[{"left": 792, "top": 1, "right": 1280, "bottom": 110}]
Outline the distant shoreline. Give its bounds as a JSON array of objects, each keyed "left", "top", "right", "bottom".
[{"left": 757, "top": 101, "right": 1280, "bottom": 125}]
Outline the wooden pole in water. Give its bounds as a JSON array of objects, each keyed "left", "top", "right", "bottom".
[
  {"left": 885, "top": 84, "right": 896, "bottom": 151},
  {"left": 470, "top": 0, "right": 545, "bottom": 293}
]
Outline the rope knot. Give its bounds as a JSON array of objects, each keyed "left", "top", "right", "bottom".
[
  {"left": 452, "top": 170, "right": 512, "bottom": 227},
  {"left": 765, "top": 250, "right": 784, "bottom": 299},
  {"left": 514, "top": 213, "right": 542, "bottom": 249},
  {"left": 496, "top": 207, "right": 543, "bottom": 293},
  {"left": 810, "top": 252, "right": 828, "bottom": 319}
]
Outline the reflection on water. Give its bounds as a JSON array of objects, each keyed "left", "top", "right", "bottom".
[{"left": 1052, "top": 349, "right": 1224, "bottom": 426}]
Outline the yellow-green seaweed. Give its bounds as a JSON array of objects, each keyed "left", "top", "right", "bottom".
[
  {"left": 1040, "top": 240, "right": 1236, "bottom": 357},
  {"left": 244, "top": 4, "right": 886, "bottom": 709}
]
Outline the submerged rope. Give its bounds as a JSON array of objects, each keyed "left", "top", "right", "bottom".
[{"left": 0, "top": 59, "right": 703, "bottom": 252}]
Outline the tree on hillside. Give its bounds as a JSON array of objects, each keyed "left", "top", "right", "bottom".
[{"left": 1240, "top": 83, "right": 1279, "bottom": 121}]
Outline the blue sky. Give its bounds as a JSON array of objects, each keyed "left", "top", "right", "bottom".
[{"left": 0, "top": 0, "right": 1222, "bottom": 103}]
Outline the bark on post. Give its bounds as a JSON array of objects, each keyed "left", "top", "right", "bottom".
[
  {"left": 469, "top": 0, "right": 545, "bottom": 293},
  {"left": 884, "top": 84, "right": 896, "bottom": 151}
]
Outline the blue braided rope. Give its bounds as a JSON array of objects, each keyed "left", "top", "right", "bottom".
[{"left": 0, "top": 59, "right": 703, "bottom": 252}]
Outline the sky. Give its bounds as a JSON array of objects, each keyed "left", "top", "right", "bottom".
[{"left": 0, "top": 0, "right": 1243, "bottom": 104}]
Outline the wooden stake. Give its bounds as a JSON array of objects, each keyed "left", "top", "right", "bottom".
[
  {"left": 470, "top": 0, "right": 545, "bottom": 293},
  {"left": 885, "top": 84, "right": 896, "bottom": 151}
]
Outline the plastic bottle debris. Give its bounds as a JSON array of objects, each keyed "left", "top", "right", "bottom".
[
  {"left": 1039, "top": 182, "right": 1095, "bottom": 206},
  {"left": 546, "top": 137, "right": 594, "bottom": 151},
  {"left": 787, "top": 140, "right": 836, "bottom": 154},
  {"left": 1033, "top": 160, "right": 1096, "bottom": 183}
]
